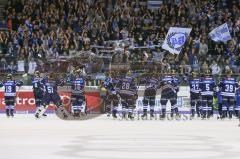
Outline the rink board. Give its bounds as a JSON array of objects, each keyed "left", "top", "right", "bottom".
[
  {"left": 0, "top": 86, "right": 191, "bottom": 113},
  {"left": 0, "top": 86, "right": 101, "bottom": 113}
]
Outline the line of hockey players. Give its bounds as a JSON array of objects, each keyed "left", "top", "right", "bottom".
[
  {"left": 188, "top": 69, "right": 240, "bottom": 120},
  {"left": 1, "top": 67, "right": 240, "bottom": 121},
  {"left": 0, "top": 68, "right": 89, "bottom": 119},
  {"left": 103, "top": 68, "right": 240, "bottom": 120}
]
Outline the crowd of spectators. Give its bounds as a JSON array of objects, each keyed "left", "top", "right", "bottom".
[{"left": 0, "top": 0, "right": 239, "bottom": 82}]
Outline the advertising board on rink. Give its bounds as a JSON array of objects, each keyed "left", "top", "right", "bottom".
[
  {"left": 0, "top": 86, "right": 190, "bottom": 113},
  {"left": 135, "top": 86, "right": 190, "bottom": 112},
  {"left": 0, "top": 86, "right": 101, "bottom": 113}
]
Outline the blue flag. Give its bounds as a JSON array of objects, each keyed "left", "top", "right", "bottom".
[
  {"left": 209, "top": 23, "right": 231, "bottom": 43},
  {"left": 162, "top": 27, "right": 192, "bottom": 54}
]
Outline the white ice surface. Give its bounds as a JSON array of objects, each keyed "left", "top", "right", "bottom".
[{"left": 0, "top": 114, "right": 240, "bottom": 159}]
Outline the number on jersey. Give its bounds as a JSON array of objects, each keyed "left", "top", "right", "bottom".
[
  {"left": 5, "top": 86, "right": 12, "bottom": 93},
  {"left": 47, "top": 86, "right": 54, "bottom": 93},
  {"left": 225, "top": 84, "right": 234, "bottom": 92},
  {"left": 122, "top": 82, "right": 130, "bottom": 90},
  {"left": 192, "top": 84, "right": 199, "bottom": 90}
]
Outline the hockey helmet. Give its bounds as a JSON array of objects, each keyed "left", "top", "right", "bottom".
[
  {"left": 204, "top": 69, "right": 211, "bottom": 77},
  {"left": 105, "top": 71, "right": 112, "bottom": 77},
  {"left": 171, "top": 69, "right": 177, "bottom": 76},
  {"left": 34, "top": 71, "right": 40, "bottom": 77},
  {"left": 126, "top": 70, "right": 132, "bottom": 77},
  {"left": 191, "top": 71, "right": 197, "bottom": 78},
  {"left": 6, "top": 73, "right": 12, "bottom": 80},
  {"left": 75, "top": 69, "right": 83, "bottom": 77},
  {"left": 226, "top": 69, "right": 233, "bottom": 77},
  {"left": 48, "top": 72, "right": 55, "bottom": 79}
]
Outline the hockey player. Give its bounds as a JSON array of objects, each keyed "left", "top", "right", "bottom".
[
  {"left": 0, "top": 74, "right": 23, "bottom": 117},
  {"left": 188, "top": 71, "right": 201, "bottom": 118},
  {"left": 32, "top": 71, "right": 46, "bottom": 117},
  {"left": 141, "top": 71, "right": 159, "bottom": 119},
  {"left": 116, "top": 71, "right": 138, "bottom": 119},
  {"left": 70, "top": 69, "right": 90, "bottom": 117},
  {"left": 171, "top": 70, "right": 180, "bottom": 117},
  {"left": 199, "top": 70, "right": 216, "bottom": 119},
  {"left": 35, "top": 73, "right": 67, "bottom": 118},
  {"left": 235, "top": 87, "right": 240, "bottom": 119},
  {"left": 159, "top": 69, "right": 180, "bottom": 119},
  {"left": 103, "top": 72, "right": 119, "bottom": 118},
  {"left": 216, "top": 89, "right": 223, "bottom": 118},
  {"left": 218, "top": 70, "right": 238, "bottom": 119}
]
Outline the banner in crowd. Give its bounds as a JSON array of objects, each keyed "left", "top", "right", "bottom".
[
  {"left": 162, "top": 27, "right": 192, "bottom": 54},
  {"left": 0, "top": 89, "right": 101, "bottom": 113},
  {"left": 148, "top": 0, "right": 163, "bottom": 10},
  {"left": 209, "top": 23, "right": 231, "bottom": 43}
]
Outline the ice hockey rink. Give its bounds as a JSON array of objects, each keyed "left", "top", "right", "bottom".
[{"left": 0, "top": 114, "right": 240, "bottom": 159}]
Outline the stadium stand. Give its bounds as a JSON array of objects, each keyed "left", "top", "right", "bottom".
[{"left": 0, "top": 0, "right": 239, "bottom": 84}]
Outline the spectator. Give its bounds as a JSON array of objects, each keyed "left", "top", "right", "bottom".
[
  {"left": 28, "top": 58, "right": 37, "bottom": 75},
  {"left": 0, "top": 0, "right": 238, "bottom": 84},
  {"left": 210, "top": 61, "right": 221, "bottom": 78},
  {"left": 6, "top": 61, "right": 17, "bottom": 73},
  {"left": 17, "top": 56, "right": 25, "bottom": 73},
  {"left": 199, "top": 39, "right": 208, "bottom": 58},
  {"left": 0, "top": 58, "right": 7, "bottom": 72}
]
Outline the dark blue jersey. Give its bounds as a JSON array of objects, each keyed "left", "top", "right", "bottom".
[
  {"left": 160, "top": 75, "right": 179, "bottom": 92},
  {"left": 172, "top": 76, "right": 180, "bottom": 91},
  {"left": 0, "top": 80, "right": 23, "bottom": 97},
  {"left": 160, "top": 76, "right": 175, "bottom": 86},
  {"left": 42, "top": 78, "right": 64, "bottom": 95},
  {"left": 142, "top": 77, "right": 159, "bottom": 92},
  {"left": 71, "top": 77, "right": 85, "bottom": 95},
  {"left": 218, "top": 77, "right": 238, "bottom": 97},
  {"left": 236, "top": 89, "right": 240, "bottom": 107},
  {"left": 32, "top": 77, "right": 44, "bottom": 94},
  {"left": 189, "top": 78, "right": 201, "bottom": 94},
  {"left": 200, "top": 77, "right": 216, "bottom": 96},
  {"left": 117, "top": 76, "right": 138, "bottom": 96},
  {"left": 104, "top": 77, "right": 118, "bottom": 94}
]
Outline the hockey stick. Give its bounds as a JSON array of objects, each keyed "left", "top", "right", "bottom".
[
  {"left": 16, "top": 86, "right": 21, "bottom": 97},
  {"left": 15, "top": 85, "right": 22, "bottom": 113}
]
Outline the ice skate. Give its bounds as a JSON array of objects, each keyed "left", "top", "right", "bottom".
[{"left": 141, "top": 112, "right": 147, "bottom": 120}]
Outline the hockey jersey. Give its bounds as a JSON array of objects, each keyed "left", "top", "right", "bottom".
[
  {"left": 143, "top": 77, "right": 159, "bottom": 91},
  {"left": 104, "top": 77, "right": 118, "bottom": 95},
  {"left": 236, "top": 89, "right": 240, "bottom": 108},
  {"left": 218, "top": 77, "right": 238, "bottom": 97},
  {"left": 71, "top": 77, "right": 85, "bottom": 95},
  {"left": 117, "top": 76, "right": 138, "bottom": 96},
  {"left": 0, "top": 80, "right": 23, "bottom": 96},
  {"left": 42, "top": 78, "right": 64, "bottom": 95},
  {"left": 200, "top": 77, "right": 216, "bottom": 96},
  {"left": 189, "top": 78, "right": 201, "bottom": 94},
  {"left": 32, "top": 77, "right": 44, "bottom": 94},
  {"left": 160, "top": 75, "right": 179, "bottom": 92}
]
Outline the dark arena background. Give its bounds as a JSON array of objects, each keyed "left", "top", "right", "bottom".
[{"left": 0, "top": 0, "right": 240, "bottom": 159}]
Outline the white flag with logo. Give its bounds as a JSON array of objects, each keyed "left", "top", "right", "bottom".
[
  {"left": 162, "top": 27, "right": 192, "bottom": 54},
  {"left": 209, "top": 23, "right": 231, "bottom": 43}
]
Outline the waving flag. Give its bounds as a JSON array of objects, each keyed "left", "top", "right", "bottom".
[
  {"left": 209, "top": 23, "right": 231, "bottom": 43},
  {"left": 162, "top": 27, "right": 192, "bottom": 54}
]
